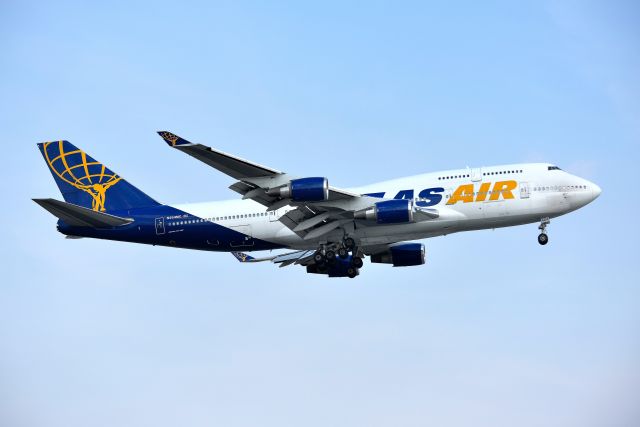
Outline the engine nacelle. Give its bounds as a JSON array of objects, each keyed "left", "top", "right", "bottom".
[
  {"left": 267, "top": 177, "right": 329, "bottom": 201},
  {"left": 354, "top": 199, "right": 413, "bottom": 224},
  {"left": 370, "top": 243, "right": 425, "bottom": 267}
]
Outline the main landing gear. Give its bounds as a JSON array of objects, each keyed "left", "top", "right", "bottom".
[
  {"left": 313, "top": 237, "right": 363, "bottom": 278},
  {"left": 538, "top": 217, "right": 550, "bottom": 245}
]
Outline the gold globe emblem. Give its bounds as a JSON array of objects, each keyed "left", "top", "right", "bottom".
[
  {"left": 158, "top": 131, "right": 179, "bottom": 146},
  {"left": 43, "top": 141, "right": 121, "bottom": 212}
]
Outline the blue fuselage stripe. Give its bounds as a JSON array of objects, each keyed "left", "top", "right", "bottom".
[{"left": 57, "top": 204, "right": 284, "bottom": 252}]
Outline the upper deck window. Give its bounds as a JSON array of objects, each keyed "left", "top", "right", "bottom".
[{"left": 548, "top": 166, "right": 561, "bottom": 171}]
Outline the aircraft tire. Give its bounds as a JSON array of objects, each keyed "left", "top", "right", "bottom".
[
  {"left": 538, "top": 233, "right": 548, "bottom": 245},
  {"left": 351, "top": 257, "right": 363, "bottom": 268},
  {"left": 344, "top": 237, "right": 356, "bottom": 250}
]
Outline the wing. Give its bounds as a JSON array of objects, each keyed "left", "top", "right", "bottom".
[
  {"left": 158, "top": 131, "right": 356, "bottom": 206},
  {"left": 231, "top": 250, "right": 316, "bottom": 268},
  {"left": 158, "top": 131, "right": 440, "bottom": 240},
  {"left": 231, "top": 241, "right": 423, "bottom": 278},
  {"left": 158, "top": 131, "right": 281, "bottom": 180}
]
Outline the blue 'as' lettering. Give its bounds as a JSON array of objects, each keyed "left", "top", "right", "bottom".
[
  {"left": 394, "top": 190, "right": 414, "bottom": 200},
  {"left": 367, "top": 187, "right": 444, "bottom": 207},
  {"left": 416, "top": 187, "right": 444, "bottom": 207}
]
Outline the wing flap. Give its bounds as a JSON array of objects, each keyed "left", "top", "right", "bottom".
[{"left": 303, "top": 219, "right": 352, "bottom": 240}]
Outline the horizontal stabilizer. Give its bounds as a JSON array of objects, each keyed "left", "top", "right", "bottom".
[{"left": 33, "top": 198, "right": 133, "bottom": 228}]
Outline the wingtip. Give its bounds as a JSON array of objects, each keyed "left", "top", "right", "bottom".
[
  {"left": 231, "top": 251, "right": 254, "bottom": 262},
  {"left": 157, "top": 131, "right": 178, "bottom": 146},
  {"left": 157, "top": 131, "right": 191, "bottom": 147}
]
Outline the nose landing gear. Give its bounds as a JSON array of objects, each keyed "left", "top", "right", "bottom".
[{"left": 538, "top": 217, "right": 550, "bottom": 245}]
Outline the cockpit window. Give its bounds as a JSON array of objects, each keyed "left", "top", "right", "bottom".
[{"left": 548, "top": 166, "right": 561, "bottom": 171}]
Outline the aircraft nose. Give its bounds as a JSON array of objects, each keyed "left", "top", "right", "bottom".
[{"left": 591, "top": 182, "right": 602, "bottom": 200}]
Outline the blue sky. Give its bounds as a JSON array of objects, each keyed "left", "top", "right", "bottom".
[{"left": 1, "top": 1, "right": 639, "bottom": 426}]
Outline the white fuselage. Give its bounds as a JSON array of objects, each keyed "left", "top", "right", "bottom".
[{"left": 172, "top": 163, "right": 601, "bottom": 251}]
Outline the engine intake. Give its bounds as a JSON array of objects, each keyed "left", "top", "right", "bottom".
[
  {"left": 267, "top": 177, "right": 329, "bottom": 202},
  {"left": 370, "top": 243, "right": 425, "bottom": 267},
  {"left": 354, "top": 199, "right": 413, "bottom": 224}
]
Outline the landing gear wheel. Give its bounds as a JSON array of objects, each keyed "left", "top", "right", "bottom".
[
  {"left": 313, "top": 252, "right": 325, "bottom": 264},
  {"left": 347, "top": 267, "right": 358, "bottom": 278},
  {"left": 337, "top": 247, "right": 349, "bottom": 259},
  {"left": 325, "top": 250, "right": 336, "bottom": 265},
  {"left": 344, "top": 237, "right": 356, "bottom": 251},
  {"left": 538, "top": 233, "right": 548, "bottom": 245},
  {"left": 351, "top": 257, "right": 363, "bottom": 269}
]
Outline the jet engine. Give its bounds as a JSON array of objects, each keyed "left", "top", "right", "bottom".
[
  {"left": 267, "top": 177, "right": 329, "bottom": 202},
  {"left": 354, "top": 199, "right": 413, "bottom": 224},
  {"left": 370, "top": 243, "right": 425, "bottom": 267}
]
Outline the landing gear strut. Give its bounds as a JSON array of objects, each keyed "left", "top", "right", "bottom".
[{"left": 538, "top": 217, "right": 550, "bottom": 245}]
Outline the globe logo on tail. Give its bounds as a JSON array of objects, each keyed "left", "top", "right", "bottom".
[
  {"left": 42, "top": 141, "right": 121, "bottom": 212},
  {"left": 158, "top": 131, "right": 179, "bottom": 146}
]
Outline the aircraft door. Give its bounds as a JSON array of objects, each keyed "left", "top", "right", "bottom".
[
  {"left": 520, "top": 182, "right": 530, "bottom": 199},
  {"left": 155, "top": 217, "right": 166, "bottom": 235},
  {"left": 471, "top": 168, "right": 483, "bottom": 182}
]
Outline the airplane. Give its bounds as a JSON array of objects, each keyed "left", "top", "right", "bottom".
[{"left": 34, "top": 131, "right": 601, "bottom": 278}]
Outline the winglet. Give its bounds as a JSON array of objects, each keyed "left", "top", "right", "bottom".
[
  {"left": 157, "top": 131, "right": 193, "bottom": 147},
  {"left": 231, "top": 252, "right": 255, "bottom": 262}
]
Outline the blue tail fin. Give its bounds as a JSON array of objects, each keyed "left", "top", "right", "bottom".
[{"left": 38, "top": 140, "right": 160, "bottom": 212}]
